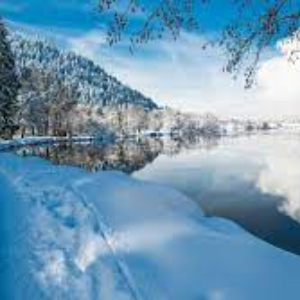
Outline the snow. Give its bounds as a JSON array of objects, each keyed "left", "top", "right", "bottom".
[
  {"left": 0, "top": 136, "right": 94, "bottom": 151},
  {"left": 1, "top": 153, "right": 300, "bottom": 300},
  {"left": 11, "top": 32, "right": 158, "bottom": 110}
]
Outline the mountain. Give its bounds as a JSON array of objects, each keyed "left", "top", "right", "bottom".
[
  {"left": 8, "top": 32, "right": 222, "bottom": 138},
  {"left": 9, "top": 32, "right": 158, "bottom": 110}
]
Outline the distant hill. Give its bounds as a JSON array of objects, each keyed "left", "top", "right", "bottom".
[
  {"left": 9, "top": 32, "right": 158, "bottom": 110},
  {"left": 8, "top": 32, "right": 222, "bottom": 138}
]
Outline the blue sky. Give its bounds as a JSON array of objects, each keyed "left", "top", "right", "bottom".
[
  {"left": 1, "top": 0, "right": 300, "bottom": 119},
  {"left": 0, "top": 0, "right": 100, "bottom": 33},
  {"left": 0, "top": 0, "right": 236, "bottom": 33}
]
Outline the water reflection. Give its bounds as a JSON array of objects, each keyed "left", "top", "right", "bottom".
[
  {"left": 133, "top": 133, "right": 300, "bottom": 257},
  {"left": 15, "top": 133, "right": 300, "bottom": 257},
  {"left": 16, "top": 139, "right": 160, "bottom": 173},
  {"left": 16, "top": 136, "right": 219, "bottom": 173},
  {"left": 256, "top": 138, "right": 300, "bottom": 225}
]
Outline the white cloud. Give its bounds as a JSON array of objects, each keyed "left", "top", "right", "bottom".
[
  {"left": 7, "top": 21, "right": 299, "bottom": 120},
  {"left": 67, "top": 30, "right": 300, "bottom": 119},
  {"left": 68, "top": 31, "right": 107, "bottom": 62},
  {"left": 257, "top": 137, "right": 300, "bottom": 224}
]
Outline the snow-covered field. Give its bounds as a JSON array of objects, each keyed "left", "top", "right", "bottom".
[
  {"left": 1, "top": 153, "right": 300, "bottom": 300},
  {"left": 0, "top": 136, "right": 96, "bottom": 152}
]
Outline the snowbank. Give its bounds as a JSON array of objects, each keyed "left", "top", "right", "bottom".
[
  {"left": 0, "top": 136, "right": 94, "bottom": 151},
  {"left": 1, "top": 153, "right": 300, "bottom": 300}
]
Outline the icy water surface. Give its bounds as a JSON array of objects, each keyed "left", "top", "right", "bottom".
[{"left": 15, "top": 133, "right": 300, "bottom": 256}]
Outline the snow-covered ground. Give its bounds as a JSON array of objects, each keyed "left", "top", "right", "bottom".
[
  {"left": 0, "top": 136, "right": 95, "bottom": 151},
  {"left": 1, "top": 153, "right": 300, "bottom": 300}
]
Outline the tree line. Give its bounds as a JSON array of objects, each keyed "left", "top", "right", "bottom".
[
  {"left": 0, "top": 18, "right": 19, "bottom": 139},
  {"left": 1, "top": 1, "right": 298, "bottom": 139},
  {"left": 18, "top": 67, "right": 77, "bottom": 137},
  {"left": 0, "top": 20, "right": 83, "bottom": 140}
]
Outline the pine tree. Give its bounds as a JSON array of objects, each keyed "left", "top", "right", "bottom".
[{"left": 0, "top": 18, "right": 19, "bottom": 139}]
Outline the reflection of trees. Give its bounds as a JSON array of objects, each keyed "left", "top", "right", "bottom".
[
  {"left": 17, "top": 136, "right": 220, "bottom": 173},
  {"left": 161, "top": 136, "right": 219, "bottom": 156},
  {"left": 17, "top": 139, "right": 163, "bottom": 174}
]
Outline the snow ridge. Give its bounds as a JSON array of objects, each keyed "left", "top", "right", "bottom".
[
  {"left": 72, "top": 179, "right": 143, "bottom": 300},
  {"left": 2, "top": 154, "right": 300, "bottom": 300},
  {"left": 1, "top": 156, "right": 137, "bottom": 300}
]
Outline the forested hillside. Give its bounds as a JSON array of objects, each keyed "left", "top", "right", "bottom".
[
  {"left": 8, "top": 32, "right": 221, "bottom": 138},
  {"left": 10, "top": 33, "right": 157, "bottom": 110},
  {"left": 0, "top": 21, "right": 19, "bottom": 139}
]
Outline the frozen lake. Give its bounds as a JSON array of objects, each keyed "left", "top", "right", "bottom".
[{"left": 15, "top": 132, "right": 300, "bottom": 257}]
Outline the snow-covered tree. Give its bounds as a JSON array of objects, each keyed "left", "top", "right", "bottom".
[
  {"left": 12, "top": 32, "right": 222, "bottom": 138},
  {"left": 18, "top": 67, "right": 77, "bottom": 137},
  {"left": 10, "top": 33, "right": 157, "bottom": 110},
  {"left": 0, "top": 19, "right": 19, "bottom": 139},
  {"left": 49, "top": 80, "right": 77, "bottom": 137}
]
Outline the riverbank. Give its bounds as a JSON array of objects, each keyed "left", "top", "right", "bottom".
[
  {"left": 0, "top": 136, "right": 95, "bottom": 152},
  {"left": 1, "top": 153, "right": 300, "bottom": 299}
]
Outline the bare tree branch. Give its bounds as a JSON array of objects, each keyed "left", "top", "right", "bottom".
[{"left": 99, "top": 0, "right": 300, "bottom": 86}]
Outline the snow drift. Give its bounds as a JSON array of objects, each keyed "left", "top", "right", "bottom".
[{"left": 1, "top": 153, "right": 300, "bottom": 300}]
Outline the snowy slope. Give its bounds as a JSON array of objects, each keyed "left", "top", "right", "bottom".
[
  {"left": 9, "top": 32, "right": 158, "bottom": 110},
  {"left": 1, "top": 154, "right": 300, "bottom": 300}
]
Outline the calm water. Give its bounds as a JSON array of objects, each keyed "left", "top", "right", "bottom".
[{"left": 15, "top": 133, "right": 300, "bottom": 256}]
